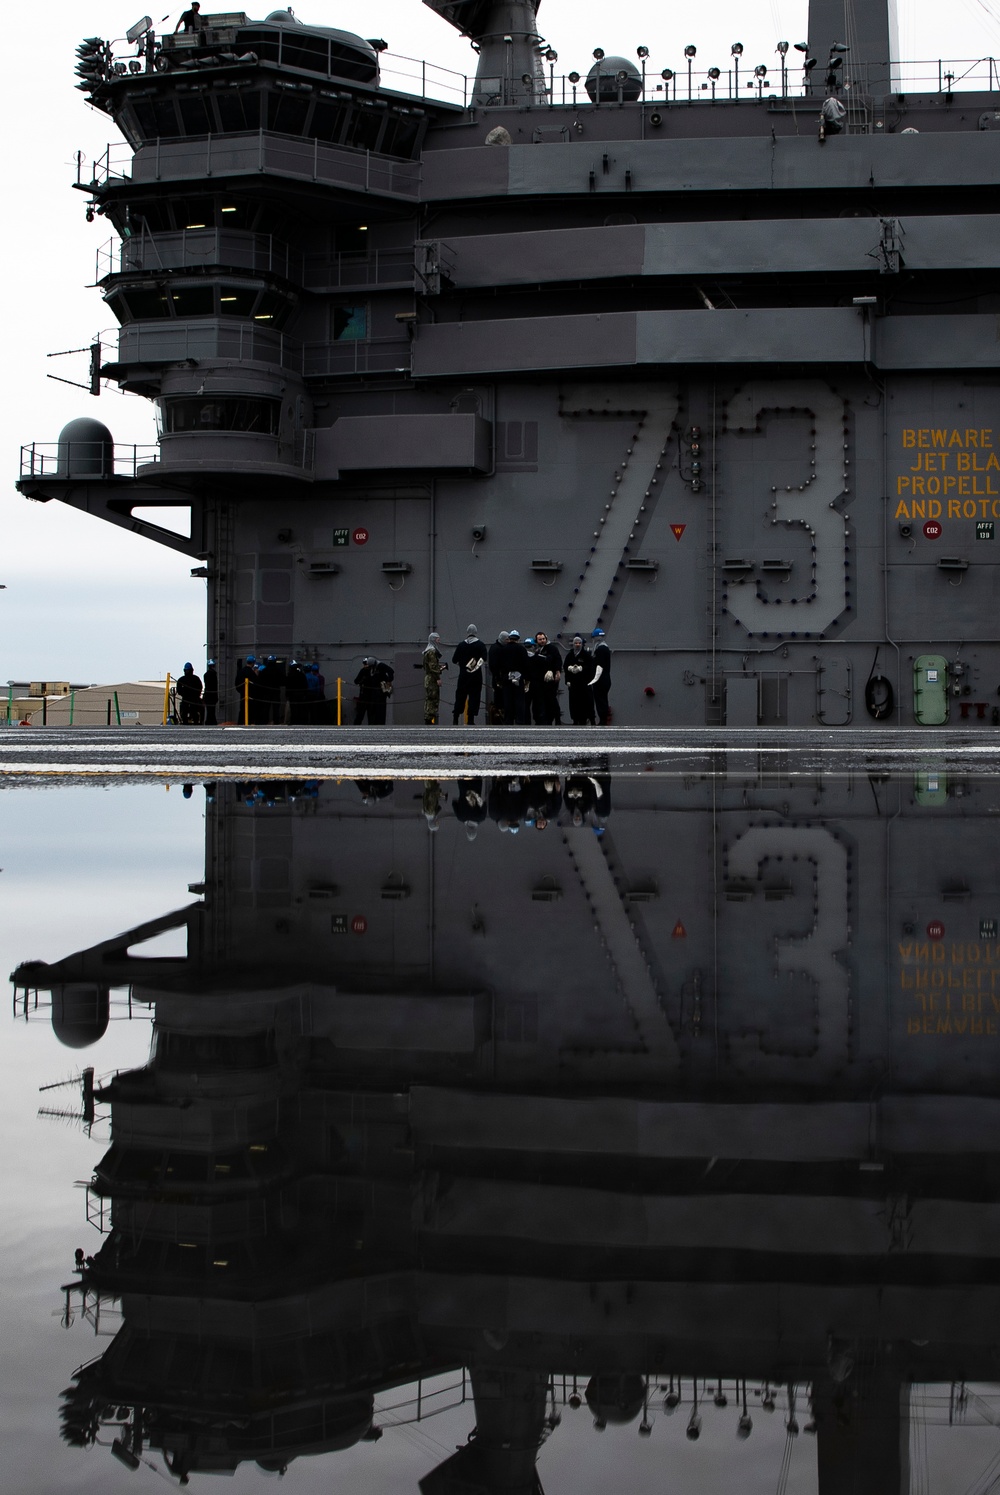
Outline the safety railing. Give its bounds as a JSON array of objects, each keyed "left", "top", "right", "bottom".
[
  {"left": 303, "top": 336, "right": 411, "bottom": 377},
  {"left": 113, "top": 318, "right": 303, "bottom": 373},
  {"left": 302, "top": 247, "right": 414, "bottom": 290},
  {"left": 20, "top": 442, "right": 159, "bottom": 479},
  {"left": 77, "top": 143, "right": 132, "bottom": 190},
  {"left": 377, "top": 50, "right": 1000, "bottom": 105},
  {"left": 98, "top": 227, "right": 300, "bottom": 283},
  {"left": 375, "top": 1370, "right": 469, "bottom": 1426},
  {"left": 377, "top": 51, "right": 470, "bottom": 106},
  {"left": 126, "top": 130, "right": 421, "bottom": 198},
  {"left": 95, "top": 232, "right": 414, "bottom": 290}
]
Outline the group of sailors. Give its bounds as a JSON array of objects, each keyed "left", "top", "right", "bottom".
[
  {"left": 229, "top": 656, "right": 330, "bottom": 724},
  {"left": 173, "top": 626, "right": 611, "bottom": 727},
  {"left": 424, "top": 625, "right": 612, "bottom": 726}
]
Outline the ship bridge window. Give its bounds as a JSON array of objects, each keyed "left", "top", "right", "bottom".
[
  {"left": 280, "top": 33, "right": 331, "bottom": 72},
  {"left": 234, "top": 26, "right": 281, "bottom": 63},
  {"left": 333, "top": 304, "right": 367, "bottom": 340},
  {"left": 253, "top": 290, "right": 287, "bottom": 323},
  {"left": 267, "top": 90, "right": 311, "bottom": 135},
  {"left": 218, "top": 286, "right": 259, "bottom": 316},
  {"left": 178, "top": 94, "right": 213, "bottom": 133},
  {"left": 107, "top": 287, "right": 168, "bottom": 321},
  {"left": 310, "top": 99, "right": 349, "bottom": 143},
  {"left": 329, "top": 40, "right": 377, "bottom": 82},
  {"left": 153, "top": 1028, "right": 276, "bottom": 1069},
  {"left": 345, "top": 107, "right": 384, "bottom": 151},
  {"left": 215, "top": 87, "right": 261, "bottom": 131},
  {"left": 379, "top": 114, "right": 421, "bottom": 158},
  {"left": 169, "top": 285, "right": 216, "bottom": 316},
  {"left": 130, "top": 95, "right": 183, "bottom": 137},
  {"left": 335, "top": 226, "right": 369, "bottom": 254},
  {"left": 163, "top": 396, "right": 280, "bottom": 434},
  {"left": 110, "top": 280, "right": 292, "bottom": 325}
]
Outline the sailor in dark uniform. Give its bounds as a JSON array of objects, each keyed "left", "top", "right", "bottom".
[
  {"left": 451, "top": 624, "right": 488, "bottom": 724},
  {"left": 591, "top": 628, "right": 612, "bottom": 724},
  {"left": 354, "top": 657, "right": 394, "bottom": 725},
  {"left": 563, "top": 636, "right": 596, "bottom": 725}
]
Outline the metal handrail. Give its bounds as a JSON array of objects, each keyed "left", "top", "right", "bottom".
[
  {"left": 20, "top": 442, "right": 159, "bottom": 479},
  {"left": 94, "top": 31, "right": 1000, "bottom": 110},
  {"left": 78, "top": 52, "right": 1000, "bottom": 203},
  {"left": 98, "top": 227, "right": 300, "bottom": 283},
  {"left": 303, "top": 335, "right": 411, "bottom": 378},
  {"left": 302, "top": 246, "right": 414, "bottom": 290},
  {"left": 21, "top": 434, "right": 315, "bottom": 477},
  {"left": 114, "top": 318, "right": 303, "bottom": 373}
]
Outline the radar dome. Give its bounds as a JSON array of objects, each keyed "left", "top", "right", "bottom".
[
  {"left": 585, "top": 1375, "right": 647, "bottom": 1425},
  {"left": 56, "top": 418, "right": 113, "bottom": 479},
  {"left": 51, "top": 984, "right": 110, "bottom": 1048},
  {"left": 585, "top": 57, "right": 642, "bottom": 102}
]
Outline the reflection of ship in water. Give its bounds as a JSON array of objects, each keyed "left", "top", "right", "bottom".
[{"left": 14, "top": 765, "right": 1000, "bottom": 1489}]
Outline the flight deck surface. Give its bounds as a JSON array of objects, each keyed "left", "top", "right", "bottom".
[{"left": 2, "top": 726, "right": 1000, "bottom": 780}]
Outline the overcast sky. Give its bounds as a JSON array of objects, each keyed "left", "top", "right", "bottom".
[{"left": 4, "top": 0, "right": 1000, "bottom": 684}]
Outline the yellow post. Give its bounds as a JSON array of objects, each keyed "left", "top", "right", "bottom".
[
  {"left": 337, "top": 677, "right": 342, "bottom": 726},
  {"left": 243, "top": 676, "right": 249, "bottom": 726},
  {"left": 162, "top": 673, "right": 171, "bottom": 726}
]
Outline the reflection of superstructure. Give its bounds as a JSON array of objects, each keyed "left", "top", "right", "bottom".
[
  {"left": 15, "top": 766, "right": 1000, "bottom": 1489},
  {"left": 17, "top": 0, "right": 1000, "bottom": 724}
]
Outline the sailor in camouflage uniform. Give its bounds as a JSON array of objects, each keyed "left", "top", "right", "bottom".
[{"left": 422, "top": 631, "right": 446, "bottom": 725}]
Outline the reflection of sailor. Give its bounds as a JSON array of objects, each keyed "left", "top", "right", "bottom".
[
  {"left": 489, "top": 775, "right": 530, "bottom": 830},
  {"left": 453, "top": 778, "right": 487, "bottom": 824},
  {"left": 524, "top": 774, "right": 562, "bottom": 826},
  {"left": 354, "top": 779, "right": 393, "bottom": 804},
  {"left": 592, "top": 775, "right": 612, "bottom": 825},
  {"left": 423, "top": 779, "right": 445, "bottom": 831},
  {"left": 564, "top": 773, "right": 599, "bottom": 825}
]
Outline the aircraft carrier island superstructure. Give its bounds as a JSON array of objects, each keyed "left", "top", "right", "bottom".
[{"left": 17, "top": 0, "right": 1000, "bottom": 725}]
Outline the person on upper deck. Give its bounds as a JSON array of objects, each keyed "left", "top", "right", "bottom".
[{"left": 174, "top": 3, "right": 203, "bottom": 33}]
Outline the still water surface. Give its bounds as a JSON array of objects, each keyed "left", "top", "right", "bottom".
[{"left": 3, "top": 768, "right": 1000, "bottom": 1493}]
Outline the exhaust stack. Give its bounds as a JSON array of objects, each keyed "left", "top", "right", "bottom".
[
  {"left": 806, "top": 0, "right": 899, "bottom": 96},
  {"left": 423, "top": 0, "right": 549, "bottom": 106}
]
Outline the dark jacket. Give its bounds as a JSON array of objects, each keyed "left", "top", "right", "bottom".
[
  {"left": 488, "top": 638, "right": 513, "bottom": 686},
  {"left": 285, "top": 664, "right": 309, "bottom": 703},
  {"left": 202, "top": 666, "right": 219, "bottom": 703},
  {"left": 505, "top": 640, "right": 529, "bottom": 685},
  {"left": 452, "top": 638, "right": 489, "bottom": 676},
  {"left": 592, "top": 641, "right": 611, "bottom": 682},
  {"left": 537, "top": 642, "right": 562, "bottom": 680},
  {"left": 563, "top": 645, "right": 595, "bottom": 685},
  {"left": 176, "top": 670, "right": 202, "bottom": 701},
  {"left": 355, "top": 661, "right": 394, "bottom": 702}
]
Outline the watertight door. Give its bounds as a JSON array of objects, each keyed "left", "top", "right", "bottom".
[{"left": 913, "top": 655, "right": 949, "bottom": 725}]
